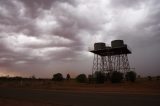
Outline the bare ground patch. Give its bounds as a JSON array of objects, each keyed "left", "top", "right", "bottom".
[{"left": 0, "top": 98, "right": 71, "bottom": 106}]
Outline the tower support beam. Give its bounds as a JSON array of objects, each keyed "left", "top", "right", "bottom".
[{"left": 92, "top": 54, "right": 130, "bottom": 75}]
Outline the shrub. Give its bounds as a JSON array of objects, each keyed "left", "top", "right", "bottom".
[
  {"left": 94, "top": 71, "right": 105, "bottom": 84},
  {"left": 13, "top": 76, "right": 23, "bottom": 80},
  {"left": 88, "top": 75, "right": 94, "bottom": 83},
  {"left": 147, "top": 76, "right": 152, "bottom": 81},
  {"left": 52, "top": 73, "right": 64, "bottom": 81},
  {"left": 76, "top": 74, "right": 87, "bottom": 83},
  {"left": 137, "top": 75, "right": 141, "bottom": 79},
  {"left": 110, "top": 71, "right": 123, "bottom": 83},
  {"left": 156, "top": 76, "right": 160, "bottom": 80},
  {"left": 66, "top": 74, "right": 71, "bottom": 80},
  {"left": 31, "top": 75, "right": 36, "bottom": 79},
  {"left": 105, "top": 73, "right": 111, "bottom": 81},
  {"left": 125, "top": 71, "right": 136, "bottom": 82}
]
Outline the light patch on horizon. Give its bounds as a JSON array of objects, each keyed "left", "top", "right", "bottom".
[{"left": 0, "top": 67, "right": 22, "bottom": 77}]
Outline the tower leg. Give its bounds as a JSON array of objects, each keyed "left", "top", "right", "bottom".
[
  {"left": 92, "top": 54, "right": 112, "bottom": 75},
  {"left": 111, "top": 54, "right": 130, "bottom": 73},
  {"left": 122, "top": 54, "right": 130, "bottom": 73}
]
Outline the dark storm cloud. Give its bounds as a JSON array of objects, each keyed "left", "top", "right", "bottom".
[
  {"left": 115, "top": 0, "right": 160, "bottom": 47},
  {"left": 111, "top": 0, "right": 160, "bottom": 76},
  {"left": 110, "top": 0, "right": 144, "bottom": 8},
  {"left": 0, "top": 0, "right": 91, "bottom": 77},
  {"left": 0, "top": 0, "right": 160, "bottom": 77},
  {"left": 17, "top": 0, "right": 77, "bottom": 18}
]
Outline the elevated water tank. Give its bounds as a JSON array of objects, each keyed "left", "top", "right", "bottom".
[
  {"left": 111, "top": 40, "right": 124, "bottom": 48},
  {"left": 94, "top": 42, "right": 106, "bottom": 50}
]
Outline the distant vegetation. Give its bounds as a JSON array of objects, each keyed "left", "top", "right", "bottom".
[
  {"left": 76, "top": 74, "right": 87, "bottom": 83},
  {"left": 52, "top": 73, "right": 64, "bottom": 81},
  {"left": 94, "top": 71, "right": 106, "bottom": 84},
  {"left": 0, "top": 76, "right": 36, "bottom": 81},
  {"left": 74, "top": 70, "right": 138, "bottom": 84},
  {"left": 125, "top": 71, "right": 137, "bottom": 82},
  {"left": 110, "top": 71, "right": 124, "bottom": 83},
  {"left": 156, "top": 76, "right": 160, "bottom": 80},
  {"left": 147, "top": 76, "right": 152, "bottom": 81},
  {"left": 66, "top": 74, "right": 71, "bottom": 80},
  {"left": 74, "top": 71, "right": 136, "bottom": 84},
  {"left": 1, "top": 71, "right": 160, "bottom": 86}
]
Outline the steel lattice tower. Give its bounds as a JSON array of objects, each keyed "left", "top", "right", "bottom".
[
  {"left": 92, "top": 55, "right": 112, "bottom": 75},
  {"left": 111, "top": 54, "right": 130, "bottom": 73},
  {"left": 90, "top": 40, "right": 131, "bottom": 75}
]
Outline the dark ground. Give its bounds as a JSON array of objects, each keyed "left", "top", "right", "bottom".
[{"left": 0, "top": 87, "right": 160, "bottom": 106}]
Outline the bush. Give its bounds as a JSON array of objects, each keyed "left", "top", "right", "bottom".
[
  {"left": 125, "top": 71, "right": 136, "bottom": 82},
  {"left": 52, "top": 73, "right": 64, "bottom": 81},
  {"left": 110, "top": 71, "right": 123, "bottom": 83},
  {"left": 94, "top": 71, "right": 105, "bottom": 84},
  {"left": 88, "top": 75, "right": 94, "bottom": 83},
  {"left": 147, "top": 76, "right": 152, "bottom": 81},
  {"left": 76, "top": 74, "right": 87, "bottom": 83},
  {"left": 66, "top": 74, "right": 71, "bottom": 80},
  {"left": 156, "top": 76, "right": 160, "bottom": 80},
  {"left": 137, "top": 75, "right": 141, "bottom": 79},
  {"left": 105, "top": 73, "right": 111, "bottom": 81}
]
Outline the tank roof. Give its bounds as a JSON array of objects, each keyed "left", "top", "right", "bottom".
[
  {"left": 90, "top": 40, "right": 131, "bottom": 56},
  {"left": 90, "top": 46, "right": 131, "bottom": 56}
]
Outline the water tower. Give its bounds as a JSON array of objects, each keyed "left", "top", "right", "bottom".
[{"left": 90, "top": 40, "right": 131, "bottom": 75}]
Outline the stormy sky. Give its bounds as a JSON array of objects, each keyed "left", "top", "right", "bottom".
[{"left": 0, "top": 0, "right": 160, "bottom": 78}]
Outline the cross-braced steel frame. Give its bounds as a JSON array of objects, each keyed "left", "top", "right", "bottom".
[{"left": 92, "top": 54, "right": 130, "bottom": 75}]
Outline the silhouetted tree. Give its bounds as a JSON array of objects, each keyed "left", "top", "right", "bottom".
[
  {"left": 31, "top": 75, "right": 36, "bottom": 79},
  {"left": 13, "top": 76, "right": 23, "bottom": 81},
  {"left": 125, "top": 71, "right": 136, "bottom": 82},
  {"left": 147, "top": 76, "right": 152, "bottom": 81},
  {"left": 110, "top": 71, "right": 123, "bottom": 83},
  {"left": 0, "top": 76, "right": 9, "bottom": 81},
  {"left": 94, "top": 71, "right": 105, "bottom": 84},
  {"left": 137, "top": 75, "right": 141, "bottom": 79},
  {"left": 156, "top": 76, "right": 160, "bottom": 80},
  {"left": 66, "top": 74, "right": 71, "bottom": 80},
  {"left": 88, "top": 75, "right": 93, "bottom": 83},
  {"left": 52, "top": 73, "right": 64, "bottom": 81},
  {"left": 76, "top": 74, "right": 87, "bottom": 83},
  {"left": 105, "top": 73, "right": 111, "bottom": 81}
]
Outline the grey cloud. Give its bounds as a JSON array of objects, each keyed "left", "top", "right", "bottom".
[
  {"left": 110, "top": 0, "right": 144, "bottom": 9},
  {"left": 117, "top": 0, "right": 160, "bottom": 47},
  {"left": 0, "top": 0, "right": 92, "bottom": 76},
  {"left": 0, "top": 0, "right": 160, "bottom": 77},
  {"left": 19, "top": 0, "right": 77, "bottom": 18},
  {"left": 110, "top": 0, "right": 160, "bottom": 76}
]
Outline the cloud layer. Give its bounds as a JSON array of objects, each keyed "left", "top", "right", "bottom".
[{"left": 0, "top": 0, "right": 160, "bottom": 77}]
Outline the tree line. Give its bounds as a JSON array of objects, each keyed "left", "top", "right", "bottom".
[
  {"left": 52, "top": 71, "right": 137, "bottom": 83},
  {"left": 1, "top": 71, "right": 159, "bottom": 83}
]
